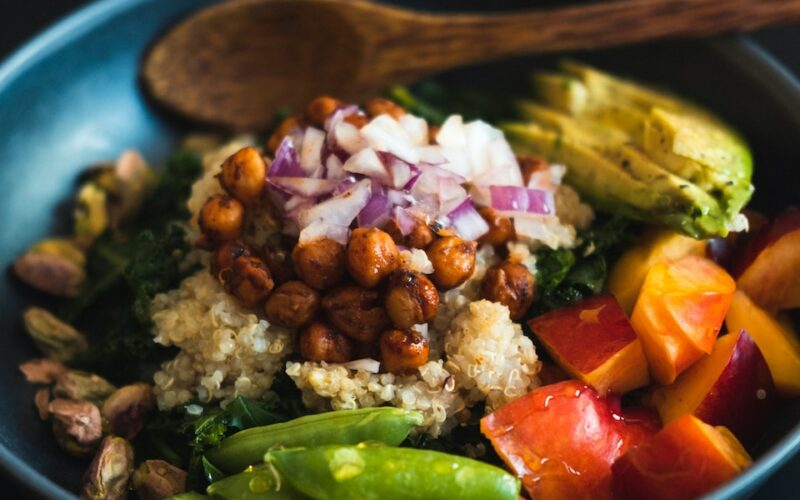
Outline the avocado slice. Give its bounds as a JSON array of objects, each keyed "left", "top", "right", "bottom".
[
  {"left": 503, "top": 122, "right": 728, "bottom": 238},
  {"left": 519, "top": 62, "right": 753, "bottom": 237}
]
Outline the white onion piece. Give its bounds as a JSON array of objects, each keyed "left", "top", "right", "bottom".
[
  {"left": 269, "top": 177, "right": 340, "bottom": 198},
  {"left": 325, "top": 154, "right": 346, "bottom": 180},
  {"left": 297, "top": 178, "right": 372, "bottom": 229},
  {"left": 436, "top": 115, "right": 467, "bottom": 149},
  {"left": 448, "top": 198, "right": 489, "bottom": 241},
  {"left": 469, "top": 185, "right": 491, "bottom": 207},
  {"left": 299, "top": 219, "right": 350, "bottom": 245},
  {"left": 527, "top": 163, "right": 566, "bottom": 191},
  {"left": 284, "top": 194, "right": 309, "bottom": 212},
  {"left": 474, "top": 138, "right": 524, "bottom": 186},
  {"left": 413, "top": 323, "right": 429, "bottom": 337},
  {"left": 386, "top": 188, "right": 412, "bottom": 207},
  {"left": 360, "top": 115, "right": 419, "bottom": 164},
  {"left": 438, "top": 177, "right": 469, "bottom": 215},
  {"left": 343, "top": 149, "right": 391, "bottom": 184},
  {"left": 334, "top": 122, "right": 367, "bottom": 155},
  {"left": 343, "top": 358, "right": 381, "bottom": 373},
  {"left": 399, "top": 114, "right": 429, "bottom": 146},
  {"left": 416, "top": 145, "right": 447, "bottom": 165},
  {"left": 300, "top": 127, "right": 325, "bottom": 175}
]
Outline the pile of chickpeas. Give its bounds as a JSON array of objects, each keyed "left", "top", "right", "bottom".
[{"left": 196, "top": 96, "right": 539, "bottom": 375}]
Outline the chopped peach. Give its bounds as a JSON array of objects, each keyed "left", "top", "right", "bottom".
[
  {"left": 612, "top": 415, "right": 751, "bottom": 500},
  {"left": 631, "top": 255, "right": 735, "bottom": 384},
  {"left": 733, "top": 210, "right": 800, "bottom": 311},
  {"left": 529, "top": 295, "right": 649, "bottom": 395},
  {"left": 481, "top": 380, "right": 658, "bottom": 500},
  {"left": 647, "top": 329, "right": 774, "bottom": 444},
  {"left": 608, "top": 229, "right": 707, "bottom": 314},
  {"left": 726, "top": 290, "right": 800, "bottom": 395}
]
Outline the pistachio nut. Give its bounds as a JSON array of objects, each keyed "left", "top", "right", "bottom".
[
  {"left": 131, "top": 459, "right": 187, "bottom": 500},
  {"left": 101, "top": 383, "right": 156, "bottom": 440},
  {"left": 74, "top": 182, "right": 109, "bottom": 247},
  {"left": 54, "top": 371, "right": 117, "bottom": 407},
  {"left": 18, "top": 358, "right": 67, "bottom": 384},
  {"left": 13, "top": 239, "right": 86, "bottom": 297},
  {"left": 34, "top": 388, "right": 50, "bottom": 420},
  {"left": 81, "top": 436, "right": 134, "bottom": 500},
  {"left": 50, "top": 398, "right": 102, "bottom": 457},
  {"left": 110, "top": 150, "right": 155, "bottom": 228},
  {"left": 23, "top": 308, "right": 89, "bottom": 362}
]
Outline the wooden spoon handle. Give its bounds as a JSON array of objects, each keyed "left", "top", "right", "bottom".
[{"left": 379, "top": 0, "right": 800, "bottom": 79}]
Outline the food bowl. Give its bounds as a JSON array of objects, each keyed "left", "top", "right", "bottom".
[{"left": 0, "top": 0, "right": 798, "bottom": 497}]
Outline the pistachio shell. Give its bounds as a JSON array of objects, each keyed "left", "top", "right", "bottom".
[
  {"left": 132, "top": 459, "right": 187, "bottom": 500},
  {"left": 18, "top": 358, "right": 67, "bottom": 384},
  {"left": 23, "top": 308, "right": 89, "bottom": 362},
  {"left": 101, "top": 383, "right": 156, "bottom": 440},
  {"left": 74, "top": 182, "right": 109, "bottom": 246},
  {"left": 81, "top": 436, "right": 134, "bottom": 500},
  {"left": 13, "top": 241, "right": 86, "bottom": 297},
  {"left": 34, "top": 388, "right": 50, "bottom": 420},
  {"left": 50, "top": 398, "right": 102, "bottom": 457}
]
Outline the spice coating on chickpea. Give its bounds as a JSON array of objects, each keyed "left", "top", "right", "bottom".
[
  {"left": 426, "top": 237, "right": 477, "bottom": 290},
  {"left": 478, "top": 207, "right": 516, "bottom": 246},
  {"left": 305, "top": 96, "right": 342, "bottom": 127},
  {"left": 346, "top": 228, "right": 399, "bottom": 289},
  {"left": 380, "top": 329, "right": 430, "bottom": 375},
  {"left": 480, "top": 261, "right": 535, "bottom": 321},
  {"left": 383, "top": 219, "right": 434, "bottom": 249},
  {"left": 224, "top": 256, "right": 274, "bottom": 307},
  {"left": 264, "top": 280, "right": 320, "bottom": 329},
  {"left": 266, "top": 116, "right": 302, "bottom": 154},
  {"left": 198, "top": 195, "right": 245, "bottom": 241},
  {"left": 211, "top": 240, "right": 251, "bottom": 282},
  {"left": 219, "top": 147, "right": 267, "bottom": 206},
  {"left": 322, "top": 286, "right": 390, "bottom": 343},
  {"left": 385, "top": 270, "right": 439, "bottom": 329},
  {"left": 299, "top": 322, "right": 354, "bottom": 363},
  {"left": 343, "top": 113, "right": 369, "bottom": 129},
  {"left": 291, "top": 238, "right": 346, "bottom": 291},
  {"left": 365, "top": 98, "right": 405, "bottom": 120}
]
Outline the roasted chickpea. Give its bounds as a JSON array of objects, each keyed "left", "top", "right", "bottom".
[
  {"left": 266, "top": 116, "right": 302, "bottom": 154},
  {"left": 428, "top": 125, "right": 440, "bottom": 144},
  {"left": 264, "top": 280, "right": 320, "bottom": 328},
  {"left": 517, "top": 155, "right": 549, "bottom": 185},
  {"left": 480, "top": 261, "right": 535, "bottom": 320},
  {"left": 291, "top": 238, "right": 346, "bottom": 291},
  {"left": 383, "top": 219, "right": 434, "bottom": 249},
  {"left": 346, "top": 228, "right": 399, "bottom": 288},
  {"left": 305, "top": 96, "right": 342, "bottom": 127},
  {"left": 219, "top": 147, "right": 267, "bottom": 205},
  {"left": 478, "top": 207, "right": 516, "bottom": 246},
  {"left": 365, "top": 98, "right": 405, "bottom": 120},
  {"left": 426, "top": 237, "right": 477, "bottom": 290},
  {"left": 385, "top": 270, "right": 439, "bottom": 329},
  {"left": 380, "top": 329, "right": 429, "bottom": 375},
  {"left": 224, "top": 256, "right": 274, "bottom": 307},
  {"left": 322, "top": 286, "right": 390, "bottom": 343},
  {"left": 198, "top": 195, "right": 245, "bottom": 241},
  {"left": 211, "top": 240, "right": 251, "bottom": 282},
  {"left": 343, "top": 113, "right": 369, "bottom": 128},
  {"left": 262, "top": 245, "right": 295, "bottom": 285},
  {"left": 299, "top": 322, "right": 354, "bottom": 363}
]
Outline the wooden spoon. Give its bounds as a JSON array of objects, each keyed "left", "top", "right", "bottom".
[{"left": 143, "top": 0, "right": 800, "bottom": 130}]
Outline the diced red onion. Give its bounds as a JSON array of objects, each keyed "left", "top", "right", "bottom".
[
  {"left": 448, "top": 198, "right": 489, "bottom": 241},
  {"left": 358, "top": 191, "right": 391, "bottom": 228},
  {"left": 268, "top": 177, "right": 340, "bottom": 198},
  {"left": 489, "top": 185, "right": 554, "bottom": 215},
  {"left": 386, "top": 188, "right": 412, "bottom": 207},
  {"left": 343, "top": 149, "right": 391, "bottom": 184},
  {"left": 299, "top": 219, "right": 350, "bottom": 245},
  {"left": 269, "top": 137, "right": 305, "bottom": 178},
  {"left": 300, "top": 127, "right": 325, "bottom": 175},
  {"left": 416, "top": 146, "right": 447, "bottom": 165},
  {"left": 297, "top": 178, "right": 372, "bottom": 229},
  {"left": 325, "top": 154, "right": 346, "bottom": 180},
  {"left": 393, "top": 206, "right": 418, "bottom": 236},
  {"left": 342, "top": 358, "right": 381, "bottom": 373},
  {"left": 398, "top": 114, "right": 429, "bottom": 146},
  {"left": 360, "top": 115, "right": 419, "bottom": 164}
]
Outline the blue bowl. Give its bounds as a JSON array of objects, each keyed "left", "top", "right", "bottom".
[{"left": 0, "top": 1, "right": 798, "bottom": 498}]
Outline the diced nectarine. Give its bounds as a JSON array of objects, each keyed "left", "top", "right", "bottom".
[
  {"left": 726, "top": 290, "right": 800, "bottom": 395},
  {"left": 612, "top": 414, "right": 751, "bottom": 500},
  {"left": 608, "top": 229, "right": 707, "bottom": 314},
  {"left": 529, "top": 294, "right": 649, "bottom": 395},
  {"left": 481, "top": 380, "right": 659, "bottom": 500},
  {"left": 631, "top": 255, "right": 735, "bottom": 384},
  {"left": 647, "top": 329, "right": 774, "bottom": 444},
  {"left": 733, "top": 210, "right": 800, "bottom": 311}
]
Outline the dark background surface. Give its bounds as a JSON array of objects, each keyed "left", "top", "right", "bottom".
[{"left": 0, "top": 0, "right": 798, "bottom": 498}]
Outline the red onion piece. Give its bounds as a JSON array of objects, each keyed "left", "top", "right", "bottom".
[
  {"left": 489, "top": 185, "right": 554, "bottom": 215},
  {"left": 268, "top": 177, "right": 340, "bottom": 198},
  {"left": 448, "top": 198, "right": 489, "bottom": 241},
  {"left": 357, "top": 191, "right": 392, "bottom": 228},
  {"left": 300, "top": 127, "right": 325, "bottom": 175},
  {"left": 297, "top": 178, "right": 372, "bottom": 229},
  {"left": 269, "top": 137, "right": 305, "bottom": 178},
  {"left": 343, "top": 149, "right": 391, "bottom": 184},
  {"left": 393, "top": 206, "right": 418, "bottom": 236},
  {"left": 299, "top": 219, "right": 351, "bottom": 245}
]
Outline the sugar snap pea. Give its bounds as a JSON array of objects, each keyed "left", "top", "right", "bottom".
[
  {"left": 267, "top": 443, "right": 521, "bottom": 500},
  {"left": 207, "top": 464, "right": 309, "bottom": 500},
  {"left": 205, "top": 407, "right": 423, "bottom": 474}
]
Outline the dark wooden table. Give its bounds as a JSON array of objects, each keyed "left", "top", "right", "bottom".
[{"left": 1, "top": 1, "right": 798, "bottom": 498}]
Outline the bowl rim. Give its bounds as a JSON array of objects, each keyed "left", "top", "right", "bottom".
[{"left": 1, "top": 1, "right": 799, "bottom": 499}]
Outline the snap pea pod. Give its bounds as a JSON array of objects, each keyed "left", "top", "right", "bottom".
[
  {"left": 205, "top": 407, "right": 424, "bottom": 474},
  {"left": 167, "top": 493, "right": 211, "bottom": 500},
  {"left": 267, "top": 444, "right": 521, "bottom": 500},
  {"left": 207, "top": 465, "right": 310, "bottom": 500}
]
